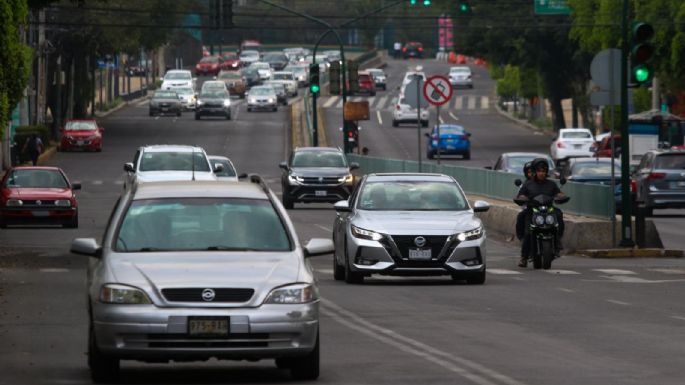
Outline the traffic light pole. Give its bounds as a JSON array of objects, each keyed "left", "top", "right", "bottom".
[{"left": 619, "top": 0, "right": 634, "bottom": 247}]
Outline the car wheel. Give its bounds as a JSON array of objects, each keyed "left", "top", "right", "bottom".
[
  {"left": 176, "top": 110, "right": 182, "bottom": 117},
  {"left": 195, "top": 113, "right": 200, "bottom": 120},
  {"left": 422, "top": 120, "right": 429, "bottom": 128},
  {"left": 333, "top": 244, "right": 345, "bottom": 281},
  {"left": 64, "top": 213, "right": 78, "bottom": 229},
  {"left": 282, "top": 193, "right": 294, "bottom": 210},
  {"left": 289, "top": 332, "right": 320, "bottom": 380},
  {"left": 392, "top": 120, "right": 398, "bottom": 127},
  {"left": 226, "top": 112, "right": 231, "bottom": 120},
  {"left": 88, "top": 321, "right": 120, "bottom": 383},
  {"left": 463, "top": 150, "right": 471, "bottom": 160},
  {"left": 344, "top": 249, "right": 364, "bottom": 284},
  {"left": 465, "top": 270, "right": 486, "bottom": 285},
  {"left": 149, "top": 110, "right": 154, "bottom": 117},
  {"left": 247, "top": 107, "right": 252, "bottom": 112}
]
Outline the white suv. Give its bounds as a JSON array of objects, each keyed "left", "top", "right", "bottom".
[
  {"left": 160, "top": 70, "right": 196, "bottom": 91},
  {"left": 392, "top": 96, "right": 429, "bottom": 127}
]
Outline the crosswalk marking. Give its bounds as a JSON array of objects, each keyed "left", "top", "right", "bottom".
[
  {"left": 323, "top": 97, "right": 337, "bottom": 108},
  {"left": 40, "top": 268, "right": 69, "bottom": 273},
  {"left": 544, "top": 269, "right": 581, "bottom": 275},
  {"left": 377, "top": 96, "right": 388, "bottom": 109},
  {"left": 594, "top": 269, "right": 636, "bottom": 275},
  {"left": 487, "top": 269, "right": 523, "bottom": 275},
  {"left": 467, "top": 97, "right": 476, "bottom": 110},
  {"left": 482, "top": 96, "right": 489, "bottom": 109},
  {"left": 319, "top": 95, "right": 491, "bottom": 112}
]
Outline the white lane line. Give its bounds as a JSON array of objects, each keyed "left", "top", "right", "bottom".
[
  {"left": 439, "top": 115, "right": 444, "bottom": 124},
  {"left": 545, "top": 270, "right": 581, "bottom": 275},
  {"left": 482, "top": 96, "right": 490, "bottom": 109},
  {"left": 648, "top": 268, "right": 685, "bottom": 275},
  {"left": 594, "top": 269, "right": 636, "bottom": 275},
  {"left": 40, "top": 268, "right": 69, "bottom": 273},
  {"left": 323, "top": 97, "right": 338, "bottom": 108},
  {"left": 316, "top": 268, "right": 333, "bottom": 275},
  {"left": 114, "top": 180, "right": 124, "bottom": 185},
  {"left": 314, "top": 224, "right": 332, "bottom": 233},
  {"left": 322, "top": 299, "right": 527, "bottom": 385},
  {"left": 606, "top": 299, "right": 631, "bottom": 306},
  {"left": 671, "top": 316, "right": 685, "bottom": 321},
  {"left": 376, "top": 110, "right": 383, "bottom": 125},
  {"left": 467, "top": 97, "right": 476, "bottom": 110},
  {"left": 449, "top": 112, "right": 459, "bottom": 121},
  {"left": 455, "top": 96, "right": 463, "bottom": 110},
  {"left": 557, "top": 288, "right": 576, "bottom": 293},
  {"left": 92, "top": 180, "right": 103, "bottom": 185},
  {"left": 487, "top": 269, "right": 522, "bottom": 275},
  {"left": 376, "top": 96, "right": 388, "bottom": 110},
  {"left": 154, "top": 116, "right": 160, "bottom": 120}
]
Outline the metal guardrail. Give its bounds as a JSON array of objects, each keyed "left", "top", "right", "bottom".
[{"left": 347, "top": 154, "right": 614, "bottom": 220}]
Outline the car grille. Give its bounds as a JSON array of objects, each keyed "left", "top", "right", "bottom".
[
  {"left": 382, "top": 235, "right": 452, "bottom": 267},
  {"left": 143, "top": 333, "right": 270, "bottom": 348},
  {"left": 162, "top": 288, "right": 254, "bottom": 303},
  {"left": 16, "top": 200, "right": 60, "bottom": 208},
  {"left": 204, "top": 102, "right": 223, "bottom": 108},
  {"left": 300, "top": 176, "right": 340, "bottom": 185}
]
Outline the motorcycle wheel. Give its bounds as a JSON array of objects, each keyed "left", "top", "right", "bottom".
[
  {"left": 541, "top": 240, "right": 554, "bottom": 270},
  {"left": 532, "top": 240, "right": 543, "bottom": 269}
]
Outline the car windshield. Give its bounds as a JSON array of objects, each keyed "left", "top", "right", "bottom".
[
  {"left": 292, "top": 151, "right": 347, "bottom": 168},
  {"left": 154, "top": 91, "right": 177, "bottom": 99},
  {"left": 562, "top": 131, "right": 592, "bottom": 139},
  {"left": 572, "top": 163, "right": 620, "bottom": 176},
  {"left": 655, "top": 154, "right": 685, "bottom": 169},
  {"left": 222, "top": 53, "right": 238, "bottom": 59},
  {"left": 65, "top": 121, "right": 97, "bottom": 131},
  {"left": 436, "top": 125, "right": 464, "bottom": 134},
  {"left": 164, "top": 72, "right": 190, "bottom": 80},
  {"left": 272, "top": 74, "right": 292, "bottom": 80},
  {"left": 264, "top": 54, "right": 286, "bottom": 61},
  {"left": 268, "top": 83, "right": 284, "bottom": 92},
  {"left": 114, "top": 198, "right": 291, "bottom": 252},
  {"left": 200, "top": 57, "right": 219, "bottom": 63},
  {"left": 219, "top": 72, "right": 241, "bottom": 80},
  {"left": 505, "top": 156, "right": 551, "bottom": 172},
  {"left": 200, "top": 90, "right": 226, "bottom": 98},
  {"left": 5, "top": 169, "right": 68, "bottom": 188},
  {"left": 211, "top": 159, "right": 237, "bottom": 177},
  {"left": 139, "top": 152, "right": 211, "bottom": 172},
  {"left": 250, "top": 87, "right": 273, "bottom": 96},
  {"left": 241, "top": 50, "right": 259, "bottom": 57},
  {"left": 358, "top": 181, "right": 468, "bottom": 211}
]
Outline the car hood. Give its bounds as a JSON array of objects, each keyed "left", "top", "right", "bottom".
[
  {"left": 568, "top": 175, "right": 621, "bottom": 184},
  {"left": 198, "top": 96, "right": 227, "bottom": 102},
  {"left": 290, "top": 167, "right": 350, "bottom": 177},
  {"left": 5, "top": 188, "right": 73, "bottom": 199},
  {"left": 353, "top": 210, "right": 481, "bottom": 235},
  {"left": 110, "top": 252, "right": 303, "bottom": 306},
  {"left": 136, "top": 171, "right": 216, "bottom": 182}
]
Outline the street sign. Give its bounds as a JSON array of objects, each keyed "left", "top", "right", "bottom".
[
  {"left": 404, "top": 77, "right": 429, "bottom": 109},
  {"left": 590, "top": 48, "right": 621, "bottom": 106},
  {"left": 423, "top": 75, "right": 453, "bottom": 107},
  {"left": 534, "top": 0, "right": 571, "bottom": 15}
]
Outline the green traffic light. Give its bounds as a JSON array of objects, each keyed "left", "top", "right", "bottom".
[
  {"left": 409, "top": 0, "right": 417, "bottom": 4},
  {"left": 310, "top": 84, "right": 320, "bottom": 93},
  {"left": 634, "top": 66, "right": 651, "bottom": 83},
  {"left": 423, "top": 0, "right": 431, "bottom": 5},
  {"left": 459, "top": 2, "right": 469, "bottom": 12}
]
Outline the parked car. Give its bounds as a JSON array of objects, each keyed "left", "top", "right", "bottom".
[
  {"left": 425, "top": 124, "right": 471, "bottom": 160},
  {"left": 0, "top": 166, "right": 80, "bottom": 228},
  {"left": 217, "top": 71, "right": 247, "bottom": 98},
  {"left": 246, "top": 85, "right": 278, "bottom": 112},
  {"left": 634, "top": 149, "right": 685, "bottom": 215},
  {"left": 149, "top": 90, "right": 182, "bottom": 117},
  {"left": 220, "top": 52, "right": 242, "bottom": 70},
  {"left": 174, "top": 87, "right": 197, "bottom": 110},
  {"left": 332, "top": 173, "right": 490, "bottom": 284},
  {"left": 71, "top": 177, "right": 333, "bottom": 382},
  {"left": 195, "top": 56, "right": 222, "bottom": 76},
  {"left": 262, "top": 52, "right": 289, "bottom": 71},
  {"left": 208, "top": 155, "right": 239, "bottom": 181},
  {"left": 239, "top": 50, "right": 260, "bottom": 67},
  {"left": 160, "top": 70, "right": 195, "bottom": 91},
  {"left": 270, "top": 71, "right": 298, "bottom": 97},
  {"left": 195, "top": 88, "right": 232, "bottom": 120},
  {"left": 448, "top": 66, "right": 473, "bottom": 89},
  {"left": 366, "top": 68, "right": 387, "bottom": 90},
  {"left": 59, "top": 119, "right": 103, "bottom": 152},
  {"left": 402, "top": 42, "right": 424, "bottom": 59},
  {"left": 488, "top": 152, "right": 555, "bottom": 176},
  {"left": 279, "top": 147, "right": 359, "bottom": 209},
  {"left": 392, "top": 96, "right": 429, "bottom": 127},
  {"left": 264, "top": 81, "right": 288, "bottom": 106},
  {"left": 550, "top": 128, "right": 595, "bottom": 166},
  {"left": 123, "top": 145, "right": 219, "bottom": 189}
]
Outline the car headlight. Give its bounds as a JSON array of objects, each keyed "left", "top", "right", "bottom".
[
  {"left": 288, "top": 175, "right": 303, "bottom": 185},
  {"left": 351, "top": 225, "right": 384, "bottom": 241},
  {"left": 54, "top": 199, "right": 71, "bottom": 207},
  {"left": 99, "top": 284, "right": 152, "bottom": 304},
  {"left": 197, "top": 100, "right": 204, "bottom": 106},
  {"left": 545, "top": 214, "right": 556, "bottom": 225},
  {"left": 267, "top": 98, "right": 274, "bottom": 103},
  {"left": 264, "top": 283, "right": 318, "bottom": 304},
  {"left": 338, "top": 174, "right": 354, "bottom": 184},
  {"left": 223, "top": 99, "right": 231, "bottom": 107},
  {"left": 455, "top": 226, "right": 483, "bottom": 242},
  {"left": 232, "top": 63, "right": 238, "bottom": 67},
  {"left": 5, "top": 199, "right": 23, "bottom": 207},
  {"left": 534, "top": 215, "right": 546, "bottom": 226}
]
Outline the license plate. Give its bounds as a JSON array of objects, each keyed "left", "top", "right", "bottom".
[
  {"left": 408, "top": 249, "right": 431, "bottom": 260},
  {"left": 574, "top": 144, "right": 582, "bottom": 149},
  {"left": 32, "top": 211, "right": 49, "bottom": 217},
  {"left": 161, "top": 107, "right": 169, "bottom": 111},
  {"left": 315, "top": 190, "right": 327, "bottom": 196},
  {"left": 188, "top": 317, "right": 229, "bottom": 336},
  {"left": 76, "top": 140, "right": 84, "bottom": 145},
  {"left": 446, "top": 145, "right": 456, "bottom": 150}
]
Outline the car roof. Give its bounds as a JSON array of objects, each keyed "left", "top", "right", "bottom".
[
  {"left": 133, "top": 181, "right": 267, "bottom": 200},
  {"left": 11, "top": 166, "right": 62, "bottom": 171},
  {"left": 502, "top": 152, "right": 552, "bottom": 158},
  {"left": 141, "top": 145, "right": 207, "bottom": 153},
  {"left": 166, "top": 69, "right": 191, "bottom": 74},
  {"left": 366, "top": 173, "right": 454, "bottom": 183},
  {"left": 560, "top": 128, "right": 591, "bottom": 132}
]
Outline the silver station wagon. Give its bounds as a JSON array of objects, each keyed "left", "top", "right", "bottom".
[{"left": 71, "top": 177, "right": 333, "bottom": 382}]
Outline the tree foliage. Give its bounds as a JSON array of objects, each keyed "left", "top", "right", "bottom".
[{"left": 1, "top": 0, "right": 32, "bottom": 136}]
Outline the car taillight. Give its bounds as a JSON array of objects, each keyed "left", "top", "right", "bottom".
[
  {"left": 630, "top": 179, "right": 637, "bottom": 193},
  {"left": 557, "top": 142, "right": 566, "bottom": 148},
  {"left": 460, "top": 135, "right": 469, "bottom": 140},
  {"left": 648, "top": 172, "right": 666, "bottom": 180},
  {"left": 396, "top": 104, "right": 401, "bottom": 110},
  {"left": 418, "top": 47, "right": 423, "bottom": 52},
  {"left": 402, "top": 48, "right": 407, "bottom": 52}
]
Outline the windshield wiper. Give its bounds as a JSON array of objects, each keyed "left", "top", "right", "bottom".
[
  {"left": 137, "top": 247, "right": 166, "bottom": 252},
  {"left": 206, "top": 246, "right": 260, "bottom": 251}
]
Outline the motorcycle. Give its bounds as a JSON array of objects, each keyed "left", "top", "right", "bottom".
[{"left": 514, "top": 179, "right": 570, "bottom": 270}]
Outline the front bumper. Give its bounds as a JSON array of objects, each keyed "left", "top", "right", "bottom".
[
  {"left": 0, "top": 207, "right": 77, "bottom": 226},
  {"left": 61, "top": 137, "right": 101, "bottom": 151},
  {"left": 450, "top": 79, "right": 472, "bottom": 87},
  {"left": 285, "top": 183, "right": 352, "bottom": 203},
  {"left": 91, "top": 301, "right": 319, "bottom": 361},
  {"left": 394, "top": 109, "right": 429, "bottom": 123},
  {"left": 248, "top": 101, "right": 277, "bottom": 111},
  {"left": 196, "top": 105, "right": 230, "bottom": 116}
]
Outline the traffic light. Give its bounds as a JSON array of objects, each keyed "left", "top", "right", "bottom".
[
  {"left": 630, "top": 22, "right": 654, "bottom": 86},
  {"left": 409, "top": 0, "right": 431, "bottom": 5},
  {"left": 348, "top": 60, "right": 359, "bottom": 94},
  {"left": 457, "top": 1, "right": 471, "bottom": 13},
  {"left": 329, "top": 60, "right": 341, "bottom": 95},
  {"left": 221, "top": 0, "right": 233, "bottom": 29},
  {"left": 309, "top": 63, "right": 320, "bottom": 95}
]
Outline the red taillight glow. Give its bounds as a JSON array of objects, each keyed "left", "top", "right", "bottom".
[
  {"left": 418, "top": 47, "right": 424, "bottom": 52},
  {"left": 402, "top": 48, "right": 407, "bottom": 52},
  {"left": 396, "top": 104, "right": 401, "bottom": 110},
  {"left": 648, "top": 172, "right": 666, "bottom": 180},
  {"left": 630, "top": 180, "right": 637, "bottom": 193},
  {"left": 557, "top": 142, "right": 566, "bottom": 148}
]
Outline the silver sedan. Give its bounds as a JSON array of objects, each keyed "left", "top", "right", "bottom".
[
  {"left": 71, "top": 178, "right": 333, "bottom": 382},
  {"left": 332, "top": 173, "right": 490, "bottom": 284}
]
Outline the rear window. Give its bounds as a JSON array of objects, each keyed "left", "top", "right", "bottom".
[
  {"left": 140, "top": 152, "right": 210, "bottom": 172},
  {"left": 654, "top": 154, "right": 685, "bottom": 170},
  {"left": 562, "top": 131, "right": 592, "bottom": 139}
]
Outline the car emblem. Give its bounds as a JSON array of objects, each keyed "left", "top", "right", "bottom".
[
  {"left": 414, "top": 236, "right": 426, "bottom": 247},
  {"left": 319, "top": 177, "right": 323, "bottom": 182},
  {"left": 36, "top": 200, "right": 42, "bottom": 205},
  {"left": 201, "top": 288, "right": 216, "bottom": 302}
]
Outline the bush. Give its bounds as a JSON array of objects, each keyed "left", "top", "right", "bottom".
[{"left": 96, "top": 97, "right": 123, "bottom": 112}]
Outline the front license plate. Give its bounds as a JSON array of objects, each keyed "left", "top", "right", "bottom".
[
  {"left": 408, "top": 249, "right": 432, "bottom": 260},
  {"left": 315, "top": 190, "right": 327, "bottom": 196},
  {"left": 161, "top": 107, "right": 169, "bottom": 112},
  {"left": 76, "top": 140, "right": 84, "bottom": 146},
  {"left": 32, "top": 211, "right": 49, "bottom": 217},
  {"left": 188, "top": 317, "right": 229, "bottom": 336}
]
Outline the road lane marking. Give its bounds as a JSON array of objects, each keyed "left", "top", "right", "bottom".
[
  {"left": 314, "top": 224, "right": 331, "bottom": 233},
  {"left": 316, "top": 268, "right": 333, "bottom": 275},
  {"left": 593, "top": 269, "right": 636, "bottom": 275},
  {"left": 322, "top": 299, "right": 527, "bottom": 385},
  {"left": 439, "top": 115, "right": 444, "bottom": 124},
  {"left": 376, "top": 110, "right": 383, "bottom": 125},
  {"left": 557, "top": 288, "right": 575, "bottom": 293},
  {"left": 648, "top": 268, "right": 685, "bottom": 275},
  {"left": 487, "top": 269, "right": 522, "bottom": 275},
  {"left": 449, "top": 112, "right": 459, "bottom": 121},
  {"left": 323, "top": 97, "right": 338, "bottom": 108},
  {"left": 482, "top": 96, "right": 490, "bottom": 109},
  {"left": 671, "top": 316, "right": 685, "bottom": 321},
  {"left": 376, "top": 96, "right": 388, "bottom": 109},
  {"left": 114, "top": 180, "right": 124, "bottom": 185},
  {"left": 606, "top": 299, "right": 631, "bottom": 306},
  {"left": 92, "top": 180, "right": 103, "bottom": 185},
  {"left": 467, "top": 97, "right": 476, "bottom": 110},
  {"left": 40, "top": 268, "right": 69, "bottom": 273}
]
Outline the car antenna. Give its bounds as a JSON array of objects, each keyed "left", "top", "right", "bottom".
[{"left": 191, "top": 149, "right": 196, "bottom": 181}]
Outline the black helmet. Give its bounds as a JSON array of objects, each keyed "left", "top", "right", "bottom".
[
  {"left": 532, "top": 157, "right": 549, "bottom": 171},
  {"left": 523, "top": 161, "right": 533, "bottom": 176}
]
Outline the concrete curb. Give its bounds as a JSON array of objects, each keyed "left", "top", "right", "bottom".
[
  {"left": 578, "top": 249, "right": 684, "bottom": 258},
  {"left": 95, "top": 94, "right": 151, "bottom": 119}
]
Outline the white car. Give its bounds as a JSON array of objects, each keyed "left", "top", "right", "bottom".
[
  {"left": 285, "top": 64, "right": 309, "bottom": 87},
  {"left": 550, "top": 128, "right": 596, "bottom": 165},
  {"left": 246, "top": 85, "right": 278, "bottom": 112},
  {"left": 123, "top": 145, "right": 220, "bottom": 189},
  {"left": 392, "top": 96, "right": 429, "bottom": 127},
  {"left": 160, "top": 70, "right": 195, "bottom": 91},
  {"left": 174, "top": 87, "right": 196, "bottom": 110},
  {"left": 249, "top": 62, "right": 273, "bottom": 80},
  {"left": 402, "top": 71, "right": 426, "bottom": 87},
  {"left": 239, "top": 50, "right": 260, "bottom": 67},
  {"left": 449, "top": 66, "right": 473, "bottom": 88},
  {"left": 270, "top": 71, "right": 298, "bottom": 96},
  {"left": 208, "top": 155, "right": 239, "bottom": 181}
]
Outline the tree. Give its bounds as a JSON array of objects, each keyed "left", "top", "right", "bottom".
[{"left": 1, "top": 0, "right": 32, "bottom": 139}]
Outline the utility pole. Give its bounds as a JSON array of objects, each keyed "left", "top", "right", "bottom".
[{"left": 619, "top": 0, "right": 634, "bottom": 247}]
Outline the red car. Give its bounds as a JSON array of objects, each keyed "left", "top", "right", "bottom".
[
  {"left": 220, "top": 52, "right": 242, "bottom": 70},
  {"left": 195, "top": 55, "right": 222, "bottom": 76},
  {"left": 357, "top": 72, "right": 376, "bottom": 96},
  {"left": 0, "top": 166, "right": 80, "bottom": 228},
  {"left": 59, "top": 119, "right": 104, "bottom": 152}
]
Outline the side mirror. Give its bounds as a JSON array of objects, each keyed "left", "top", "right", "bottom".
[
  {"left": 303, "top": 238, "right": 334, "bottom": 258},
  {"left": 159, "top": 77, "right": 164, "bottom": 82},
  {"left": 334, "top": 200, "right": 351, "bottom": 212},
  {"left": 124, "top": 162, "right": 134, "bottom": 173},
  {"left": 71, "top": 238, "right": 102, "bottom": 258},
  {"left": 71, "top": 183, "right": 82, "bottom": 191},
  {"left": 349, "top": 162, "right": 359, "bottom": 170},
  {"left": 473, "top": 200, "right": 490, "bottom": 213},
  {"left": 514, "top": 179, "right": 523, "bottom": 187},
  {"left": 213, "top": 163, "right": 225, "bottom": 173},
  {"left": 424, "top": 133, "right": 431, "bottom": 138},
  {"left": 279, "top": 161, "right": 289, "bottom": 170}
]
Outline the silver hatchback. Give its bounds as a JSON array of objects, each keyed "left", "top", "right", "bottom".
[
  {"left": 332, "top": 173, "right": 490, "bottom": 285},
  {"left": 71, "top": 178, "right": 333, "bottom": 382}
]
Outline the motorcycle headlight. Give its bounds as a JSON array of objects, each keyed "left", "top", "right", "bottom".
[
  {"left": 54, "top": 199, "right": 72, "bottom": 207},
  {"left": 545, "top": 214, "right": 556, "bottom": 225},
  {"left": 264, "top": 283, "right": 318, "bottom": 304},
  {"left": 100, "top": 284, "right": 152, "bottom": 304},
  {"left": 288, "top": 175, "right": 303, "bottom": 185},
  {"left": 223, "top": 99, "right": 231, "bottom": 107},
  {"left": 5, "top": 199, "right": 23, "bottom": 207},
  {"left": 351, "top": 225, "right": 384, "bottom": 241},
  {"left": 534, "top": 215, "right": 546, "bottom": 225},
  {"left": 455, "top": 226, "right": 483, "bottom": 242},
  {"left": 338, "top": 174, "right": 354, "bottom": 184}
]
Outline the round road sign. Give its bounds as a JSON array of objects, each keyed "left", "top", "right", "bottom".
[{"left": 423, "top": 75, "right": 453, "bottom": 106}]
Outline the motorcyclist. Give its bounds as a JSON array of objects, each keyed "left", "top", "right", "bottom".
[
  {"left": 515, "top": 161, "right": 534, "bottom": 267},
  {"left": 515, "top": 158, "right": 566, "bottom": 267}
]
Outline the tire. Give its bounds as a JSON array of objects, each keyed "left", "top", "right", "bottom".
[
  {"left": 176, "top": 110, "right": 182, "bottom": 117},
  {"left": 463, "top": 150, "right": 471, "bottom": 160},
  {"left": 195, "top": 113, "right": 200, "bottom": 120},
  {"left": 532, "top": 239, "right": 543, "bottom": 269},
  {"left": 289, "top": 333, "right": 320, "bottom": 380},
  {"left": 88, "top": 322, "right": 120, "bottom": 383},
  {"left": 466, "top": 270, "right": 486, "bottom": 285},
  {"left": 247, "top": 107, "right": 252, "bottom": 112},
  {"left": 282, "top": 193, "right": 294, "bottom": 210},
  {"left": 540, "top": 240, "right": 554, "bottom": 270},
  {"left": 344, "top": 250, "right": 364, "bottom": 284},
  {"left": 427, "top": 150, "right": 435, "bottom": 159},
  {"left": 333, "top": 240, "right": 345, "bottom": 281},
  {"left": 226, "top": 112, "right": 231, "bottom": 120},
  {"left": 392, "top": 120, "right": 399, "bottom": 127},
  {"left": 422, "top": 120, "right": 428, "bottom": 127},
  {"left": 149, "top": 110, "right": 154, "bottom": 117},
  {"left": 64, "top": 214, "right": 78, "bottom": 229}
]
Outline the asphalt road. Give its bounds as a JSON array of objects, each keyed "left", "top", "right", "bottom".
[{"left": 1, "top": 64, "right": 685, "bottom": 385}]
